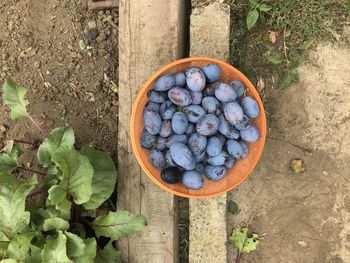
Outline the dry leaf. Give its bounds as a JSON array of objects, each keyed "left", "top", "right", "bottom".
[
  {"left": 269, "top": 31, "right": 277, "bottom": 44},
  {"left": 257, "top": 77, "right": 265, "bottom": 91}
]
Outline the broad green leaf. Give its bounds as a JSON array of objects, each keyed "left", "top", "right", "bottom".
[
  {"left": 229, "top": 227, "right": 248, "bottom": 252},
  {"left": 91, "top": 211, "right": 147, "bottom": 240},
  {"left": 246, "top": 9, "right": 259, "bottom": 30},
  {"left": 65, "top": 232, "right": 86, "bottom": 258},
  {"left": 0, "top": 232, "right": 9, "bottom": 242},
  {"left": 0, "top": 242, "right": 9, "bottom": 259},
  {"left": 2, "top": 78, "right": 29, "bottom": 120},
  {"left": 279, "top": 71, "right": 299, "bottom": 89},
  {"left": 0, "top": 259, "right": 17, "bottom": 263},
  {"left": 30, "top": 206, "right": 70, "bottom": 230},
  {"left": 81, "top": 145, "right": 117, "bottom": 210},
  {"left": 229, "top": 227, "right": 260, "bottom": 254},
  {"left": 25, "top": 244, "right": 42, "bottom": 263},
  {"left": 1, "top": 141, "right": 23, "bottom": 159},
  {"left": 266, "top": 54, "right": 283, "bottom": 64},
  {"left": 75, "top": 238, "right": 96, "bottom": 263},
  {"left": 95, "top": 241, "right": 121, "bottom": 263},
  {"left": 43, "top": 218, "right": 70, "bottom": 231},
  {"left": 248, "top": 0, "right": 258, "bottom": 7},
  {"left": 48, "top": 146, "right": 93, "bottom": 205},
  {"left": 7, "top": 231, "right": 37, "bottom": 260},
  {"left": 228, "top": 200, "right": 239, "bottom": 215},
  {"left": 37, "top": 126, "right": 75, "bottom": 167},
  {"left": 258, "top": 3, "right": 271, "bottom": 12},
  {"left": 41, "top": 231, "right": 72, "bottom": 263},
  {"left": 69, "top": 224, "right": 86, "bottom": 239},
  {"left": 0, "top": 174, "right": 37, "bottom": 238},
  {"left": 0, "top": 153, "right": 17, "bottom": 174},
  {"left": 297, "top": 40, "right": 313, "bottom": 50},
  {"left": 242, "top": 233, "right": 260, "bottom": 253}
]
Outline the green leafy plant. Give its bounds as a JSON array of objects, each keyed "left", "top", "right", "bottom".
[
  {"left": 229, "top": 227, "right": 260, "bottom": 263},
  {"left": 246, "top": 0, "right": 271, "bottom": 30},
  {"left": 0, "top": 78, "right": 147, "bottom": 263}
]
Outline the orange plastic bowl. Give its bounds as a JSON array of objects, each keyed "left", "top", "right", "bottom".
[{"left": 130, "top": 57, "right": 266, "bottom": 198}]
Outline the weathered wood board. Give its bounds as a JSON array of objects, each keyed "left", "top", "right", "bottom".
[{"left": 117, "top": 0, "right": 185, "bottom": 262}]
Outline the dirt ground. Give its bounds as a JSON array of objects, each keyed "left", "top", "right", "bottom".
[
  {"left": 0, "top": 0, "right": 118, "bottom": 161},
  {"left": 228, "top": 39, "right": 350, "bottom": 262}
]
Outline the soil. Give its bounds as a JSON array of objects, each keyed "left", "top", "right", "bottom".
[
  {"left": 0, "top": 0, "right": 118, "bottom": 179},
  {"left": 227, "top": 41, "right": 350, "bottom": 262}
]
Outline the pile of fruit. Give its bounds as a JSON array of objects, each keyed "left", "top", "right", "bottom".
[{"left": 141, "top": 64, "right": 260, "bottom": 190}]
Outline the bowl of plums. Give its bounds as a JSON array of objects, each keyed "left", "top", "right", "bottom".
[{"left": 130, "top": 57, "right": 266, "bottom": 198}]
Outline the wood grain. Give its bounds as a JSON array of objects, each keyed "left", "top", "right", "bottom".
[{"left": 117, "top": 0, "right": 185, "bottom": 262}]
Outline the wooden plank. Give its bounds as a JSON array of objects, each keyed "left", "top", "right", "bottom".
[
  {"left": 117, "top": 0, "right": 185, "bottom": 262},
  {"left": 189, "top": 2, "right": 230, "bottom": 263}
]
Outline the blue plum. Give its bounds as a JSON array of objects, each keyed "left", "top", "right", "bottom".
[
  {"left": 194, "top": 150, "right": 207, "bottom": 162},
  {"left": 230, "top": 80, "right": 245, "bottom": 97},
  {"left": 171, "top": 112, "right": 189, "bottom": 135},
  {"left": 143, "top": 109, "right": 162, "bottom": 135},
  {"left": 196, "top": 114, "right": 220, "bottom": 136},
  {"left": 218, "top": 114, "right": 240, "bottom": 139},
  {"left": 240, "top": 125, "right": 260, "bottom": 142},
  {"left": 224, "top": 156, "right": 236, "bottom": 169},
  {"left": 233, "top": 114, "right": 250, "bottom": 130},
  {"left": 188, "top": 133, "right": 207, "bottom": 155},
  {"left": 195, "top": 163, "right": 205, "bottom": 174},
  {"left": 226, "top": 139, "right": 244, "bottom": 159},
  {"left": 155, "top": 136, "right": 167, "bottom": 151},
  {"left": 186, "top": 123, "right": 195, "bottom": 135},
  {"left": 186, "top": 67, "right": 206, "bottom": 91},
  {"left": 216, "top": 133, "right": 226, "bottom": 146},
  {"left": 154, "top": 74, "right": 175, "bottom": 91},
  {"left": 224, "top": 102, "right": 244, "bottom": 125},
  {"left": 148, "top": 90, "right": 166, "bottom": 103},
  {"left": 161, "top": 167, "right": 182, "bottom": 184},
  {"left": 184, "top": 105, "right": 206, "bottom": 123},
  {"left": 206, "top": 136, "right": 223, "bottom": 157},
  {"left": 241, "top": 96, "right": 260, "bottom": 118},
  {"left": 202, "top": 64, "right": 221, "bottom": 83},
  {"left": 215, "top": 82, "right": 237, "bottom": 102},
  {"left": 182, "top": 171, "right": 204, "bottom": 190},
  {"left": 204, "top": 165, "right": 227, "bottom": 181},
  {"left": 141, "top": 130, "right": 157, "bottom": 149},
  {"left": 169, "top": 143, "right": 195, "bottom": 169},
  {"left": 202, "top": 96, "right": 220, "bottom": 114},
  {"left": 168, "top": 87, "right": 192, "bottom": 106},
  {"left": 149, "top": 150, "right": 166, "bottom": 170},
  {"left": 240, "top": 141, "right": 248, "bottom": 158},
  {"left": 174, "top": 72, "right": 186, "bottom": 87},
  {"left": 159, "top": 120, "right": 172, "bottom": 138},
  {"left": 207, "top": 151, "right": 230, "bottom": 166},
  {"left": 160, "top": 100, "right": 176, "bottom": 120},
  {"left": 191, "top": 91, "right": 203, "bottom": 105},
  {"left": 165, "top": 150, "right": 177, "bottom": 167},
  {"left": 166, "top": 134, "right": 188, "bottom": 148},
  {"left": 145, "top": 102, "right": 160, "bottom": 113},
  {"left": 203, "top": 82, "right": 220, "bottom": 96}
]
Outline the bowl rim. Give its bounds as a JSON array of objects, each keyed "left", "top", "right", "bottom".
[{"left": 130, "top": 57, "right": 267, "bottom": 198}]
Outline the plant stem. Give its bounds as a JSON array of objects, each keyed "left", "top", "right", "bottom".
[
  {"left": 14, "top": 139, "right": 36, "bottom": 145},
  {"left": 283, "top": 25, "right": 290, "bottom": 64},
  {"left": 27, "top": 114, "right": 48, "bottom": 137},
  {"left": 17, "top": 166, "right": 47, "bottom": 176},
  {"left": 236, "top": 251, "right": 241, "bottom": 263}
]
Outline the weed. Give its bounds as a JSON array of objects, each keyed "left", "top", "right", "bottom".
[{"left": 230, "top": 0, "right": 350, "bottom": 89}]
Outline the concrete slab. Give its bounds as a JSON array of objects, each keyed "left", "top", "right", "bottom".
[
  {"left": 189, "top": 2, "right": 230, "bottom": 263},
  {"left": 227, "top": 43, "right": 350, "bottom": 262}
]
